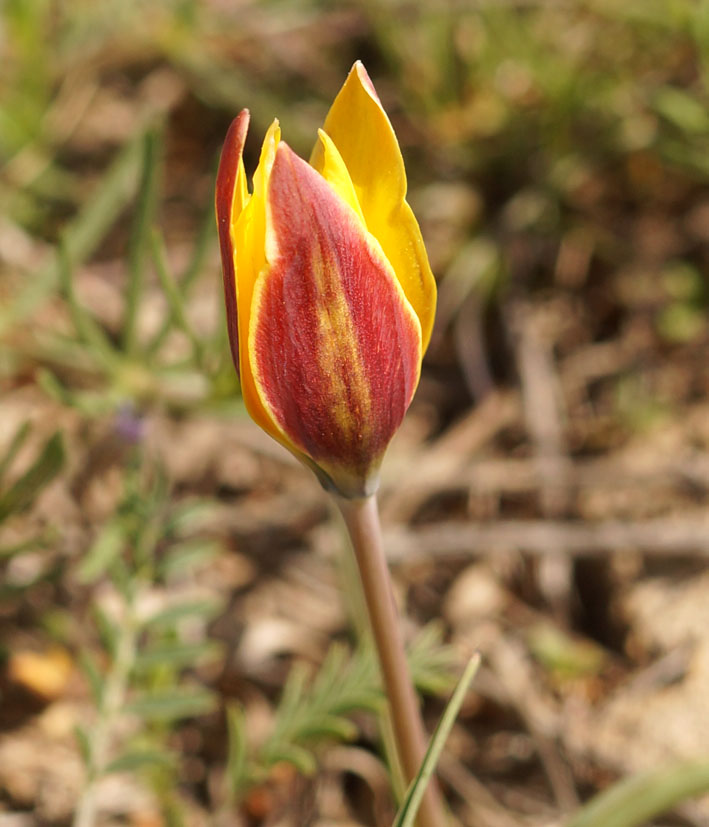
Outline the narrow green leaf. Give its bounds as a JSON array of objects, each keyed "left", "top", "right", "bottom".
[
  {"left": 108, "top": 552, "right": 135, "bottom": 604},
  {"left": 266, "top": 743, "right": 318, "bottom": 776},
  {"left": 105, "top": 749, "right": 175, "bottom": 774},
  {"left": 57, "top": 240, "right": 116, "bottom": 366},
  {"left": 408, "top": 622, "right": 459, "bottom": 696},
  {"left": 0, "top": 537, "right": 44, "bottom": 560},
  {"left": 144, "top": 599, "right": 223, "bottom": 628},
  {"left": 653, "top": 86, "right": 709, "bottom": 135},
  {"left": 134, "top": 640, "right": 222, "bottom": 671},
  {"left": 0, "top": 422, "right": 30, "bottom": 486},
  {"left": 74, "top": 725, "right": 92, "bottom": 766},
  {"left": 226, "top": 703, "right": 248, "bottom": 801},
  {"left": 276, "top": 663, "right": 309, "bottom": 723},
  {"left": 78, "top": 521, "right": 125, "bottom": 584},
  {"left": 147, "top": 197, "right": 215, "bottom": 359},
  {"left": 126, "top": 688, "right": 216, "bottom": 722},
  {"left": 0, "top": 131, "right": 144, "bottom": 334},
  {"left": 295, "top": 714, "right": 358, "bottom": 742},
  {"left": 159, "top": 539, "right": 222, "bottom": 577},
  {"left": 93, "top": 603, "right": 119, "bottom": 659},
  {"left": 123, "top": 129, "right": 162, "bottom": 354},
  {"left": 149, "top": 229, "right": 205, "bottom": 367},
  {"left": 164, "top": 499, "right": 217, "bottom": 537},
  {"left": 0, "top": 432, "right": 64, "bottom": 523},
  {"left": 393, "top": 654, "right": 481, "bottom": 827},
  {"left": 79, "top": 650, "right": 104, "bottom": 707},
  {"left": 566, "top": 760, "right": 709, "bottom": 827}
]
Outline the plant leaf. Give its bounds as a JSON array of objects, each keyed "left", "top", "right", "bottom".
[
  {"left": 78, "top": 521, "right": 125, "bottom": 584},
  {"left": 566, "top": 760, "right": 709, "bottom": 827},
  {"left": 392, "top": 654, "right": 481, "bottom": 827},
  {"left": 134, "top": 640, "right": 222, "bottom": 671},
  {"left": 126, "top": 688, "right": 217, "bottom": 722},
  {"left": 106, "top": 749, "right": 175, "bottom": 774},
  {"left": 0, "top": 432, "right": 64, "bottom": 523}
]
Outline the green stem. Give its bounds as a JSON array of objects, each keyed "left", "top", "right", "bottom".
[
  {"left": 73, "top": 608, "right": 138, "bottom": 827},
  {"left": 336, "top": 495, "right": 447, "bottom": 827}
]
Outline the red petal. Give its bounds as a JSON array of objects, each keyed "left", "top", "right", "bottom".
[
  {"left": 215, "top": 110, "right": 250, "bottom": 376},
  {"left": 250, "top": 143, "right": 421, "bottom": 493}
]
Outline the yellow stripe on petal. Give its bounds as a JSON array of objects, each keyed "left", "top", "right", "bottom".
[
  {"left": 249, "top": 142, "right": 422, "bottom": 498},
  {"left": 313, "top": 61, "right": 437, "bottom": 350},
  {"left": 233, "top": 156, "right": 249, "bottom": 217}
]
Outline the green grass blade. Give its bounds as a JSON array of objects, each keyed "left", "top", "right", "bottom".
[
  {"left": 126, "top": 688, "right": 217, "bottom": 722},
  {"left": 0, "top": 132, "right": 144, "bottom": 335},
  {"left": 566, "top": 760, "right": 709, "bottom": 827},
  {"left": 123, "top": 129, "right": 162, "bottom": 354},
  {"left": 149, "top": 229, "right": 205, "bottom": 367},
  {"left": 57, "top": 240, "right": 117, "bottom": 367},
  {"left": 0, "top": 422, "right": 31, "bottom": 486},
  {"left": 392, "top": 654, "right": 481, "bottom": 827},
  {"left": 105, "top": 749, "right": 175, "bottom": 774},
  {"left": 0, "top": 432, "right": 65, "bottom": 523},
  {"left": 147, "top": 192, "right": 216, "bottom": 359},
  {"left": 226, "top": 703, "right": 249, "bottom": 801}
]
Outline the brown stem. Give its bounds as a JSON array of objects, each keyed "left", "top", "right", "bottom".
[{"left": 336, "top": 495, "right": 447, "bottom": 827}]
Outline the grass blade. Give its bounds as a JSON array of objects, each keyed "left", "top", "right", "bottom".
[
  {"left": 0, "top": 132, "right": 144, "bottom": 334},
  {"left": 0, "top": 422, "right": 31, "bottom": 486},
  {"left": 566, "top": 760, "right": 709, "bottom": 827},
  {"left": 392, "top": 654, "right": 481, "bottom": 827},
  {"left": 57, "top": 240, "right": 117, "bottom": 366},
  {"left": 123, "top": 129, "right": 162, "bottom": 354},
  {"left": 149, "top": 229, "right": 205, "bottom": 367},
  {"left": 0, "top": 432, "right": 65, "bottom": 523},
  {"left": 147, "top": 192, "right": 215, "bottom": 359},
  {"left": 126, "top": 688, "right": 217, "bottom": 722},
  {"left": 226, "top": 703, "right": 248, "bottom": 801}
]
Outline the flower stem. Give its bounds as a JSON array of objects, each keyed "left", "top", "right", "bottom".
[
  {"left": 336, "top": 495, "right": 447, "bottom": 827},
  {"left": 73, "top": 607, "right": 138, "bottom": 827}
]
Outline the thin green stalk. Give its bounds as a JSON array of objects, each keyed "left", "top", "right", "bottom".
[
  {"left": 123, "top": 130, "right": 161, "bottom": 355},
  {"left": 0, "top": 422, "right": 30, "bottom": 486},
  {"left": 57, "top": 240, "right": 118, "bottom": 369},
  {"left": 73, "top": 605, "right": 138, "bottom": 827},
  {"left": 336, "top": 495, "right": 447, "bottom": 827},
  {"left": 149, "top": 229, "right": 205, "bottom": 368},
  {"left": 0, "top": 131, "right": 144, "bottom": 336},
  {"left": 147, "top": 195, "right": 215, "bottom": 359},
  {"left": 394, "top": 655, "right": 481, "bottom": 827}
]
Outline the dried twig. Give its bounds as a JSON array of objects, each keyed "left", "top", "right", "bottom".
[{"left": 381, "top": 516, "right": 709, "bottom": 562}]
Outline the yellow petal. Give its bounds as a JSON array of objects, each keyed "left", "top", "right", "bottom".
[
  {"left": 233, "top": 120, "right": 296, "bottom": 449},
  {"left": 312, "top": 129, "right": 365, "bottom": 225},
  {"left": 312, "top": 61, "right": 437, "bottom": 350},
  {"left": 234, "top": 159, "right": 249, "bottom": 215},
  {"left": 249, "top": 142, "right": 422, "bottom": 498}
]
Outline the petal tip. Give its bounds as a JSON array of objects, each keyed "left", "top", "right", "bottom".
[
  {"left": 352, "top": 61, "right": 380, "bottom": 103},
  {"left": 216, "top": 109, "right": 251, "bottom": 378},
  {"left": 216, "top": 110, "right": 250, "bottom": 218}
]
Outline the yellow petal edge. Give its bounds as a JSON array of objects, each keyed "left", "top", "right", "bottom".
[{"left": 311, "top": 61, "right": 437, "bottom": 350}]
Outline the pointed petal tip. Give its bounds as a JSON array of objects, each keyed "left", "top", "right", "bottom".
[
  {"left": 216, "top": 109, "right": 251, "bottom": 378},
  {"left": 216, "top": 110, "right": 250, "bottom": 219},
  {"left": 352, "top": 61, "right": 380, "bottom": 102}
]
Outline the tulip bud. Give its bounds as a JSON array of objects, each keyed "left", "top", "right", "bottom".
[{"left": 216, "top": 62, "right": 436, "bottom": 498}]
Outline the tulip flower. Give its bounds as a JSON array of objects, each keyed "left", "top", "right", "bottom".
[
  {"left": 216, "top": 63, "right": 446, "bottom": 827},
  {"left": 215, "top": 61, "right": 436, "bottom": 499}
]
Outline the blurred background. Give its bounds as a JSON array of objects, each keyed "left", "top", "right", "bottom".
[{"left": 2, "top": 1, "right": 709, "bottom": 825}]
